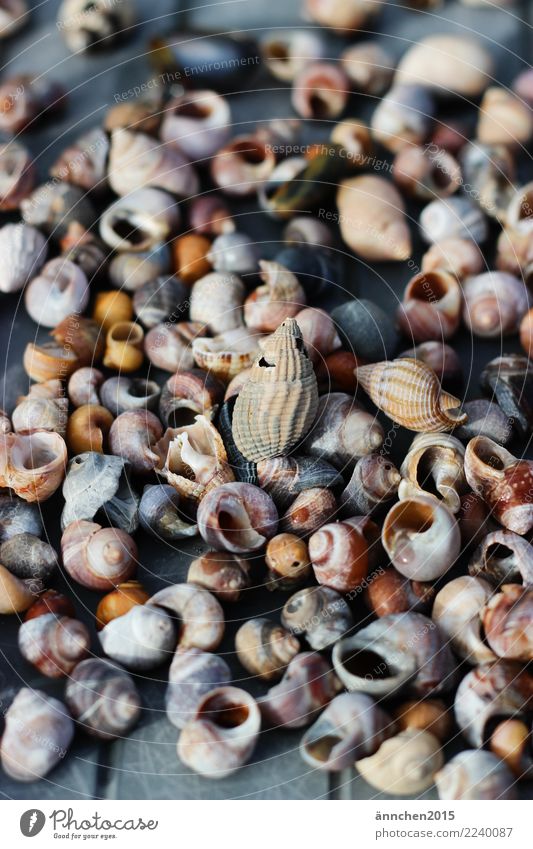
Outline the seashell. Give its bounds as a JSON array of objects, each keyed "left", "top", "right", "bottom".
[
  {"left": 57, "top": 0, "right": 134, "bottom": 52},
  {"left": 145, "top": 321, "right": 206, "bottom": 373},
  {"left": 216, "top": 397, "right": 258, "bottom": 485},
  {"left": 109, "top": 243, "right": 172, "bottom": 291},
  {"left": 99, "top": 188, "right": 179, "bottom": 252},
  {"left": 455, "top": 399, "right": 513, "bottom": 445},
  {"left": 100, "top": 376, "right": 160, "bottom": 417},
  {"left": 68, "top": 367, "right": 104, "bottom": 408},
  {"left": 0, "top": 563, "right": 36, "bottom": 613},
  {"left": 65, "top": 658, "right": 141, "bottom": 740},
  {"left": 482, "top": 584, "right": 533, "bottom": 662},
  {"left": 356, "top": 357, "right": 466, "bottom": 432},
  {"left": 393, "top": 698, "right": 451, "bottom": 742},
  {"left": 139, "top": 483, "right": 197, "bottom": 541},
  {"left": 160, "top": 370, "right": 224, "bottom": 429},
  {"left": 51, "top": 127, "right": 108, "bottom": 192},
  {"left": 18, "top": 612, "right": 91, "bottom": 678},
  {"left": 172, "top": 234, "right": 212, "bottom": 285},
  {"left": 132, "top": 275, "right": 187, "bottom": 329},
  {"left": 61, "top": 452, "right": 140, "bottom": 533},
  {"left": 259, "top": 158, "right": 309, "bottom": 219},
  {"left": 304, "top": 0, "right": 382, "bottom": 33},
  {"left": 433, "top": 575, "right": 497, "bottom": 664},
  {"left": 340, "top": 41, "right": 395, "bottom": 95},
  {"left": 477, "top": 87, "right": 533, "bottom": 149},
  {"left": 0, "top": 408, "right": 11, "bottom": 434},
  {"left": 292, "top": 62, "right": 349, "bottom": 120},
  {"left": 25, "top": 589, "right": 75, "bottom": 621},
  {"left": 104, "top": 92, "right": 162, "bottom": 136},
  {"left": 0, "top": 493, "right": 42, "bottom": 541},
  {"left": 395, "top": 34, "right": 493, "bottom": 98},
  {"left": 420, "top": 196, "right": 489, "bottom": 245},
  {"left": 188, "top": 194, "right": 235, "bottom": 236},
  {"left": 302, "top": 393, "right": 383, "bottom": 470},
  {"left": 190, "top": 271, "right": 245, "bottom": 334},
  {"left": 23, "top": 341, "right": 79, "bottom": 383},
  {"left": 51, "top": 314, "right": 105, "bottom": 365},
  {"left": 341, "top": 454, "right": 400, "bottom": 516},
  {"left": 333, "top": 612, "right": 455, "bottom": 698},
  {"left": 397, "top": 270, "right": 462, "bottom": 342},
  {"left": 177, "top": 686, "right": 261, "bottom": 779},
  {"left": 399, "top": 341, "right": 463, "bottom": 389},
  {"left": 61, "top": 224, "right": 107, "bottom": 281},
  {"left": 66, "top": 404, "right": 114, "bottom": 455},
  {"left": 309, "top": 519, "right": 368, "bottom": 593},
  {"left": 197, "top": 481, "right": 278, "bottom": 553},
  {"left": 462, "top": 271, "right": 529, "bottom": 338},
  {"left": 187, "top": 551, "right": 250, "bottom": 603},
  {"left": 161, "top": 89, "right": 231, "bottom": 161},
  {"left": 260, "top": 652, "right": 340, "bottom": 728},
  {"left": 459, "top": 142, "right": 516, "bottom": 222},
  {"left": 0, "top": 689, "right": 74, "bottom": 783},
  {"left": 275, "top": 245, "right": 341, "bottom": 300},
  {"left": 301, "top": 692, "right": 393, "bottom": 772},
  {"left": 244, "top": 261, "right": 305, "bottom": 333},
  {"left": 157, "top": 414, "right": 234, "bottom": 502},
  {"left": 95, "top": 581, "right": 149, "bottom": 630},
  {"left": 371, "top": 85, "right": 436, "bottom": 154},
  {"left": 382, "top": 495, "right": 460, "bottom": 580},
  {"left": 291, "top": 307, "right": 340, "bottom": 366},
  {"left": 261, "top": 30, "right": 325, "bottom": 82},
  {"left": 61, "top": 519, "right": 137, "bottom": 591},
  {"left": 0, "top": 141, "right": 35, "bottom": 210},
  {"left": 0, "top": 74, "right": 65, "bottom": 135},
  {"left": 469, "top": 529, "right": 533, "bottom": 588},
  {"left": 421, "top": 237, "right": 485, "bottom": 280},
  {"left": 365, "top": 567, "right": 436, "bottom": 618},
  {"left": 103, "top": 321, "right": 145, "bottom": 373},
  {"left": 265, "top": 533, "right": 311, "bottom": 591},
  {"left": 256, "top": 454, "right": 341, "bottom": 510},
  {"left": 93, "top": 290, "right": 133, "bottom": 333},
  {"left": 356, "top": 729, "right": 443, "bottom": 796},
  {"left": 281, "top": 585, "right": 353, "bottom": 650},
  {"left": 0, "top": 533, "right": 57, "bottom": 583},
  {"left": 0, "top": 223, "right": 47, "bottom": 294},
  {"left": 166, "top": 648, "right": 231, "bottom": 730},
  {"left": 454, "top": 661, "right": 533, "bottom": 748},
  {"left": 506, "top": 181, "right": 533, "bottom": 237},
  {"left": 12, "top": 391, "right": 68, "bottom": 437},
  {"left": 24, "top": 258, "right": 89, "bottom": 328},
  {"left": 0, "top": 0, "right": 28, "bottom": 39},
  {"left": 280, "top": 487, "right": 337, "bottom": 537},
  {"left": 435, "top": 750, "right": 518, "bottom": 800},
  {"left": 211, "top": 135, "right": 276, "bottom": 197},
  {"left": 399, "top": 432, "right": 466, "bottom": 514},
  {"left": 108, "top": 409, "right": 162, "bottom": 476},
  {"left": 393, "top": 145, "right": 461, "bottom": 200},
  {"left": 108, "top": 129, "right": 199, "bottom": 198},
  {"left": 193, "top": 328, "right": 262, "bottom": 383},
  {"left": 148, "top": 583, "right": 224, "bottom": 652},
  {"left": 0, "top": 431, "right": 67, "bottom": 502},
  {"left": 283, "top": 215, "right": 335, "bottom": 249},
  {"left": 480, "top": 355, "right": 533, "bottom": 438},
  {"left": 207, "top": 233, "right": 258, "bottom": 276},
  {"left": 235, "top": 618, "right": 300, "bottom": 682},
  {"left": 331, "top": 298, "right": 398, "bottom": 362},
  {"left": 464, "top": 436, "right": 533, "bottom": 534},
  {"left": 458, "top": 491, "right": 494, "bottom": 550},
  {"left": 22, "top": 182, "right": 95, "bottom": 238},
  {"left": 489, "top": 718, "right": 533, "bottom": 779},
  {"left": 100, "top": 603, "right": 176, "bottom": 671},
  {"left": 336, "top": 175, "right": 412, "bottom": 261}
]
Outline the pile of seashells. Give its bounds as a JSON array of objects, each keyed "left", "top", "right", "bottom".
[{"left": 0, "top": 0, "right": 533, "bottom": 801}]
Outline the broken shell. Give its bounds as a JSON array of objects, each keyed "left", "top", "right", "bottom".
[
  {"left": 340, "top": 41, "right": 395, "bottom": 95},
  {"left": 462, "top": 271, "right": 529, "bottom": 338},
  {"left": 159, "top": 369, "right": 224, "bottom": 429},
  {"left": 0, "top": 223, "right": 47, "bottom": 294},
  {"left": 193, "top": 328, "right": 261, "bottom": 382},
  {"left": 482, "top": 584, "right": 533, "bottom": 662},
  {"left": 166, "top": 648, "right": 231, "bottom": 730},
  {"left": 61, "top": 519, "right": 137, "bottom": 591},
  {"left": 108, "top": 129, "right": 199, "bottom": 198},
  {"left": 265, "top": 533, "right": 311, "bottom": 591},
  {"left": 190, "top": 271, "right": 245, "bottom": 335},
  {"left": 280, "top": 487, "right": 337, "bottom": 537},
  {"left": 0, "top": 533, "right": 57, "bottom": 583},
  {"left": 52, "top": 314, "right": 104, "bottom": 365},
  {"left": 0, "top": 431, "right": 67, "bottom": 502},
  {"left": 331, "top": 298, "right": 399, "bottom": 362},
  {"left": 393, "top": 698, "right": 451, "bottom": 743},
  {"left": 259, "top": 652, "right": 340, "bottom": 728},
  {"left": 93, "top": 290, "right": 133, "bottom": 333},
  {"left": 188, "top": 194, "right": 235, "bottom": 236},
  {"left": 132, "top": 275, "right": 187, "bottom": 329},
  {"left": 244, "top": 261, "right": 305, "bottom": 333},
  {"left": 399, "top": 432, "right": 466, "bottom": 514},
  {"left": 336, "top": 175, "right": 412, "bottom": 261},
  {"left": 365, "top": 567, "right": 435, "bottom": 618},
  {"left": 330, "top": 119, "right": 373, "bottom": 167},
  {"left": 148, "top": 583, "right": 224, "bottom": 652},
  {"left": 0, "top": 689, "right": 74, "bottom": 783},
  {"left": 68, "top": 367, "right": 104, "bottom": 408},
  {"left": 24, "top": 256, "right": 89, "bottom": 329},
  {"left": 433, "top": 575, "right": 497, "bottom": 664},
  {"left": 187, "top": 551, "right": 250, "bottom": 603},
  {"left": 197, "top": 481, "right": 278, "bottom": 553},
  {"left": 108, "top": 409, "right": 163, "bottom": 476},
  {"left": 435, "top": 750, "right": 517, "bottom": 800},
  {"left": 211, "top": 135, "right": 276, "bottom": 197},
  {"left": 23, "top": 341, "right": 78, "bottom": 383},
  {"left": 18, "top": 612, "right": 91, "bottom": 678},
  {"left": 177, "top": 686, "right": 261, "bottom": 778},
  {"left": 61, "top": 452, "right": 140, "bottom": 533},
  {"left": 455, "top": 400, "right": 513, "bottom": 445},
  {"left": 371, "top": 85, "right": 435, "bottom": 154},
  {"left": 421, "top": 237, "right": 484, "bottom": 280},
  {"left": 302, "top": 393, "right": 383, "bottom": 470},
  {"left": 99, "top": 188, "right": 179, "bottom": 252},
  {"left": 382, "top": 495, "right": 460, "bottom": 580},
  {"left": 0, "top": 563, "right": 36, "bottom": 613},
  {"left": 95, "top": 581, "right": 150, "bottom": 630},
  {"left": 0, "top": 142, "right": 35, "bottom": 211},
  {"left": 103, "top": 322, "right": 145, "bottom": 373},
  {"left": 65, "top": 658, "right": 141, "bottom": 740},
  {"left": 292, "top": 62, "right": 349, "bottom": 120},
  {"left": 139, "top": 483, "right": 197, "bottom": 541},
  {"left": 235, "top": 618, "right": 300, "bottom": 682},
  {"left": 397, "top": 270, "right": 462, "bottom": 342},
  {"left": 261, "top": 30, "right": 325, "bottom": 82},
  {"left": 100, "top": 603, "right": 176, "bottom": 671},
  {"left": 293, "top": 307, "right": 341, "bottom": 365},
  {"left": 341, "top": 454, "right": 400, "bottom": 516},
  {"left": 161, "top": 89, "right": 231, "bottom": 160},
  {"left": 145, "top": 321, "right": 205, "bottom": 373},
  {"left": 393, "top": 145, "right": 461, "bottom": 200},
  {"left": 100, "top": 376, "right": 160, "bottom": 417},
  {"left": 469, "top": 529, "right": 533, "bottom": 587},
  {"left": 478, "top": 87, "right": 533, "bottom": 149},
  {"left": 356, "top": 729, "right": 443, "bottom": 795},
  {"left": 309, "top": 519, "right": 368, "bottom": 593},
  {"left": 395, "top": 34, "right": 493, "bottom": 98},
  {"left": 281, "top": 585, "right": 353, "bottom": 650},
  {"left": 66, "top": 404, "right": 114, "bottom": 454},
  {"left": 420, "top": 196, "right": 489, "bottom": 245},
  {"left": 356, "top": 358, "right": 466, "bottom": 432},
  {"left": 256, "top": 454, "right": 341, "bottom": 510},
  {"left": 480, "top": 355, "right": 533, "bottom": 438}
]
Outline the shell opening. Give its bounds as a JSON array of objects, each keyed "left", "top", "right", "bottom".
[
  {"left": 173, "top": 101, "right": 211, "bottom": 120},
  {"left": 410, "top": 272, "right": 449, "bottom": 302},
  {"left": 392, "top": 500, "right": 435, "bottom": 536},
  {"left": 341, "top": 648, "right": 392, "bottom": 680},
  {"left": 305, "top": 734, "right": 342, "bottom": 763},
  {"left": 231, "top": 141, "right": 268, "bottom": 165},
  {"left": 473, "top": 441, "right": 505, "bottom": 471},
  {"left": 111, "top": 218, "right": 148, "bottom": 245},
  {"left": 200, "top": 692, "right": 250, "bottom": 728},
  {"left": 518, "top": 190, "right": 533, "bottom": 222},
  {"left": 166, "top": 405, "right": 199, "bottom": 429},
  {"left": 309, "top": 94, "right": 330, "bottom": 119},
  {"left": 484, "top": 543, "right": 515, "bottom": 571}
]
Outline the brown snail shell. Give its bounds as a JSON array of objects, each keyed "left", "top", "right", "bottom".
[
  {"left": 330, "top": 119, "right": 373, "bottom": 167},
  {"left": 190, "top": 271, "right": 245, "bottom": 335},
  {"left": 435, "top": 750, "right": 518, "bottom": 800},
  {"left": 61, "top": 519, "right": 137, "bottom": 591},
  {"left": 291, "top": 62, "right": 349, "bottom": 120},
  {"left": 0, "top": 688, "right": 74, "bottom": 783},
  {"left": 103, "top": 321, "right": 144, "bottom": 373},
  {"left": 399, "top": 432, "right": 466, "bottom": 514},
  {"left": 265, "top": 533, "right": 311, "bottom": 591},
  {"left": 210, "top": 135, "right": 276, "bottom": 197},
  {"left": 399, "top": 341, "right": 463, "bottom": 388},
  {"left": 336, "top": 175, "right": 411, "bottom": 261},
  {"left": 51, "top": 314, "right": 104, "bottom": 366},
  {"left": 281, "top": 585, "right": 353, "bottom": 650},
  {"left": 462, "top": 272, "right": 530, "bottom": 338},
  {"left": 395, "top": 34, "right": 493, "bottom": 98},
  {"left": 108, "top": 129, "right": 199, "bottom": 198},
  {"left": 397, "top": 270, "right": 462, "bottom": 342},
  {"left": 108, "top": 409, "right": 163, "bottom": 476},
  {"left": 95, "top": 580, "right": 149, "bottom": 630},
  {"left": 0, "top": 562, "right": 36, "bottom": 614},
  {"left": 356, "top": 358, "right": 466, "bottom": 432},
  {"left": 302, "top": 393, "right": 383, "bottom": 470},
  {"left": 309, "top": 519, "right": 369, "bottom": 593},
  {"left": 421, "top": 237, "right": 484, "bottom": 280},
  {"left": 65, "top": 658, "right": 141, "bottom": 740},
  {"left": 177, "top": 686, "right": 261, "bottom": 778},
  {"left": 172, "top": 233, "right": 212, "bottom": 285},
  {"left": 0, "top": 431, "right": 67, "bottom": 501},
  {"left": 67, "top": 367, "right": 104, "bottom": 408},
  {"left": 365, "top": 567, "right": 436, "bottom": 618},
  {"left": 356, "top": 729, "right": 443, "bottom": 795},
  {"left": 99, "top": 603, "right": 177, "bottom": 671},
  {"left": 382, "top": 495, "right": 460, "bottom": 580},
  {"left": 279, "top": 487, "right": 337, "bottom": 537},
  {"left": 0, "top": 223, "right": 47, "bottom": 294},
  {"left": 148, "top": 583, "right": 225, "bottom": 652},
  {"left": 145, "top": 321, "right": 206, "bottom": 373},
  {"left": 371, "top": 84, "right": 435, "bottom": 155},
  {"left": 459, "top": 491, "right": 494, "bottom": 550},
  {"left": 66, "top": 404, "right": 114, "bottom": 454},
  {"left": 482, "top": 584, "right": 533, "bottom": 662},
  {"left": 477, "top": 87, "right": 533, "bottom": 149},
  {"left": 24, "top": 590, "right": 74, "bottom": 621},
  {"left": 489, "top": 718, "right": 533, "bottom": 780},
  {"left": 192, "top": 327, "right": 261, "bottom": 383},
  {"left": 469, "top": 529, "right": 533, "bottom": 587},
  {"left": 244, "top": 261, "right": 305, "bottom": 332},
  {"left": 93, "top": 290, "right": 133, "bottom": 333},
  {"left": 187, "top": 551, "right": 251, "bottom": 603},
  {"left": 432, "top": 575, "right": 497, "bottom": 664},
  {"left": 393, "top": 145, "right": 461, "bottom": 200},
  {"left": 259, "top": 652, "right": 340, "bottom": 729},
  {"left": 197, "top": 481, "right": 278, "bottom": 553},
  {"left": 340, "top": 454, "right": 400, "bottom": 515},
  {"left": 166, "top": 648, "right": 231, "bottom": 730},
  {"left": 0, "top": 142, "right": 35, "bottom": 211},
  {"left": 159, "top": 369, "right": 224, "bottom": 429},
  {"left": 235, "top": 618, "right": 300, "bottom": 682},
  {"left": 393, "top": 699, "right": 452, "bottom": 743},
  {"left": 18, "top": 612, "right": 91, "bottom": 678}
]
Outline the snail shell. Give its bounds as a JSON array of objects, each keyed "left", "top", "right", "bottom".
[
  {"left": 256, "top": 454, "right": 341, "bottom": 510},
  {"left": 104, "top": 321, "right": 145, "bottom": 373},
  {"left": 148, "top": 583, "right": 224, "bottom": 652},
  {"left": 455, "top": 400, "right": 513, "bottom": 446},
  {"left": 340, "top": 41, "right": 394, "bottom": 95},
  {"left": 68, "top": 367, "right": 104, "bottom": 408},
  {"left": 161, "top": 89, "right": 231, "bottom": 160},
  {"left": 435, "top": 750, "right": 518, "bottom": 800},
  {"left": 23, "top": 337, "right": 88, "bottom": 385},
  {"left": 22, "top": 181, "right": 95, "bottom": 238},
  {"left": 421, "top": 237, "right": 484, "bottom": 280},
  {"left": 280, "top": 486, "right": 337, "bottom": 537},
  {"left": 281, "top": 585, "right": 353, "bottom": 650},
  {"left": 393, "top": 145, "right": 461, "bottom": 200},
  {"left": 177, "top": 686, "right": 261, "bottom": 778},
  {"left": 356, "top": 729, "right": 443, "bottom": 795},
  {"left": 99, "top": 188, "right": 180, "bottom": 252},
  {"left": 93, "top": 290, "right": 133, "bottom": 332},
  {"left": 302, "top": 393, "right": 383, "bottom": 469},
  {"left": 301, "top": 692, "right": 393, "bottom": 772},
  {"left": 0, "top": 533, "right": 57, "bottom": 583},
  {"left": 166, "top": 648, "right": 231, "bottom": 730},
  {"left": 210, "top": 135, "right": 276, "bottom": 197},
  {"left": 400, "top": 341, "right": 463, "bottom": 389},
  {"left": 24, "top": 258, "right": 89, "bottom": 328},
  {"left": 382, "top": 495, "right": 460, "bottom": 580},
  {"left": 108, "top": 409, "right": 163, "bottom": 476},
  {"left": 108, "top": 129, "right": 199, "bottom": 198},
  {"left": 336, "top": 175, "right": 411, "bottom": 260},
  {"left": 61, "top": 451, "right": 140, "bottom": 533},
  {"left": 159, "top": 369, "right": 224, "bottom": 429},
  {"left": 0, "top": 688, "right": 74, "bottom": 783},
  {"left": 480, "top": 355, "right": 533, "bottom": 439},
  {"left": 304, "top": 0, "right": 382, "bottom": 33},
  {"left": 207, "top": 231, "right": 258, "bottom": 275},
  {"left": 399, "top": 432, "right": 466, "bottom": 513},
  {"left": 12, "top": 392, "right": 68, "bottom": 437},
  {"left": 100, "top": 376, "right": 160, "bottom": 417},
  {"left": 190, "top": 271, "right": 245, "bottom": 335},
  {"left": 173, "top": 233, "right": 212, "bottom": 284},
  {"left": 477, "top": 87, "right": 533, "bottom": 149},
  {"left": 57, "top": 0, "right": 135, "bottom": 53},
  {"left": 235, "top": 618, "right": 300, "bottom": 682},
  {"left": 109, "top": 243, "right": 172, "bottom": 292},
  {"left": 188, "top": 194, "right": 235, "bottom": 236},
  {"left": 95, "top": 581, "right": 149, "bottom": 630},
  {"left": 265, "top": 533, "right": 311, "bottom": 591},
  {"left": 393, "top": 698, "right": 451, "bottom": 743},
  {"left": 259, "top": 652, "right": 341, "bottom": 728},
  {"left": 61, "top": 519, "right": 137, "bottom": 591},
  {"left": 395, "top": 34, "right": 493, "bottom": 98},
  {"left": 397, "top": 270, "right": 462, "bottom": 342},
  {"left": 197, "top": 481, "right": 278, "bottom": 553},
  {"left": 469, "top": 529, "right": 533, "bottom": 587},
  {"left": 0, "top": 222, "right": 47, "bottom": 294},
  {"left": 420, "top": 196, "right": 489, "bottom": 245},
  {"left": 244, "top": 261, "right": 305, "bottom": 332},
  {"left": 65, "top": 658, "right": 141, "bottom": 740},
  {"left": 193, "top": 328, "right": 262, "bottom": 383},
  {"left": 261, "top": 29, "right": 325, "bottom": 82},
  {"left": 340, "top": 454, "right": 400, "bottom": 515},
  {"left": 100, "top": 603, "right": 177, "bottom": 671},
  {"left": 459, "top": 142, "right": 516, "bottom": 222},
  {"left": 0, "top": 431, "right": 67, "bottom": 502},
  {"left": 66, "top": 404, "right": 114, "bottom": 454},
  {"left": 365, "top": 567, "right": 436, "bottom": 618},
  {"left": 51, "top": 127, "right": 108, "bottom": 192},
  {"left": 355, "top": 358, "right": 467, "bottom": 432},
  {"left": 432, "top": 576, "right": 497, "bottom": 664},
  {"left": 371, "top": 84, "right": 435, "bottom": 155},
  {"left": 293, "top": 307, "right": 341, "bottom": 366},
  {"left": 187, "top": 550, "right": 250, "bottom": 602},
  {"left": 462, "top": 272, "right": 530, "bottom": 338},
  {"left": 291, "top": 62, "right": 349, "bottom": 120},
  {"left": 309, "top": 520, "right": 369, "bottom": 593},
  {"left": 145, "top": 321, "right": 206, "bottom": 373},
  {"left": 331, "top": 298, "right": 399, "bottom": 362},
  {"left": 0, "top": 142, "right": 35, "bottom": 211},
  {"left": 139, "top": 484, "right": 197, "bottom": 541},
  {"left": 0, "top": 74, "right": 65, "bottom": 135},
  {"left": 217, "top": 397, "right": 258, "bottom": 485},
  {"left": 18, "top": 612, "right": 91, "bottom": 678},
  {"left": 482, "top": 584, "right": 533, "bottom": 662},
  {"left": 0, "top": 493, "right": 42, "bottom": 541},
  {"left": 0, "top": 562, "right": 36, "bottom": 614},
  {"left": 132, "top": 275, "right": 188, "bottom": 329}
]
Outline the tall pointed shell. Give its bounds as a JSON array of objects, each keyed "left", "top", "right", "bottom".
[
  {"left": 356, "top": 358, "right": 466, "bottom": 432},
  {"left": 232, "top": 318, "right": 319, "bottom": 462},
  {"left": 336, "top": 175, "right": 411, "bottom": 261}
]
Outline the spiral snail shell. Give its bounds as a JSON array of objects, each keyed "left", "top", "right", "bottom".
[
  {"left": 166, "top": 648, "right": 231, "bottom": 730},
  {"left": 18, "top": 611, "right": 91, "bottom": 678},
  {"left": 462, "top": 272, "right": 530, "bottom": 338},
  {"left": 259, "top": 652, "right": 340, "bottom": 729},
  {"left": 187, "top": 551, "right": 251, "bottom": 603},
  {"left": 397, "top": 270, "right": 462, "bottom": 342},
  {"left": 100, "top": 603, "right": 176, "bottom": 671},
  {"left": 0, "top": 141, "right": 35, "bottom": 211},
  {"left": 108, "top": 129, "right": 199, "bottom": 198},
  {"left": 399, "top": 432, "right": 466, "bottom": 514},
  {"left": 0, "top": 431, "right": 67, "bottom": 502},
  {"left": 108, "top": 409, "right": 162, "bottom": 477},
  {"left": 148, "top": 583, "right": 225, "bottom": 652},
  {"left": 281, "top": 585, "right": 353, "bottom": 650},
  {"left": 61, "top": 519, "right": 137, "bottom": 591},
  {"left": 244, "top": 261, "right": 306, "bottom": 333},
  {"left": 24, "top": 258, "right": 89, "bottom": 328},
  {"left": 432, "top": 576, "right": 497, "bottom": 664},
  {"left": 356, "top": 729, "right": 443, "bottom": 795},
  {"left": 309, "top": 520, "right": 369, "bottom": 593},
  {"left": 435, "top": 750, "right": 518, "bottom": 800},
  {"left": 235, "top": 618, "right": 301, "bottom": 682},
  {"left": 65, "top": 658, "right": 141, "bottom": 740},
  {"left": 197, "top": 482, "right": 278, "bottom": 553}
]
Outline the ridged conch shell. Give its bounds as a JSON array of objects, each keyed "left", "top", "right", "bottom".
[
  {"left": 232, "top": 318, "right": 319, "bottom": 462},
  {"left": 355, "top": 358, "right": 467, "bottom": 432},
  {"left": 336, "top": 175, "right": 411, "bottom": 261}
]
